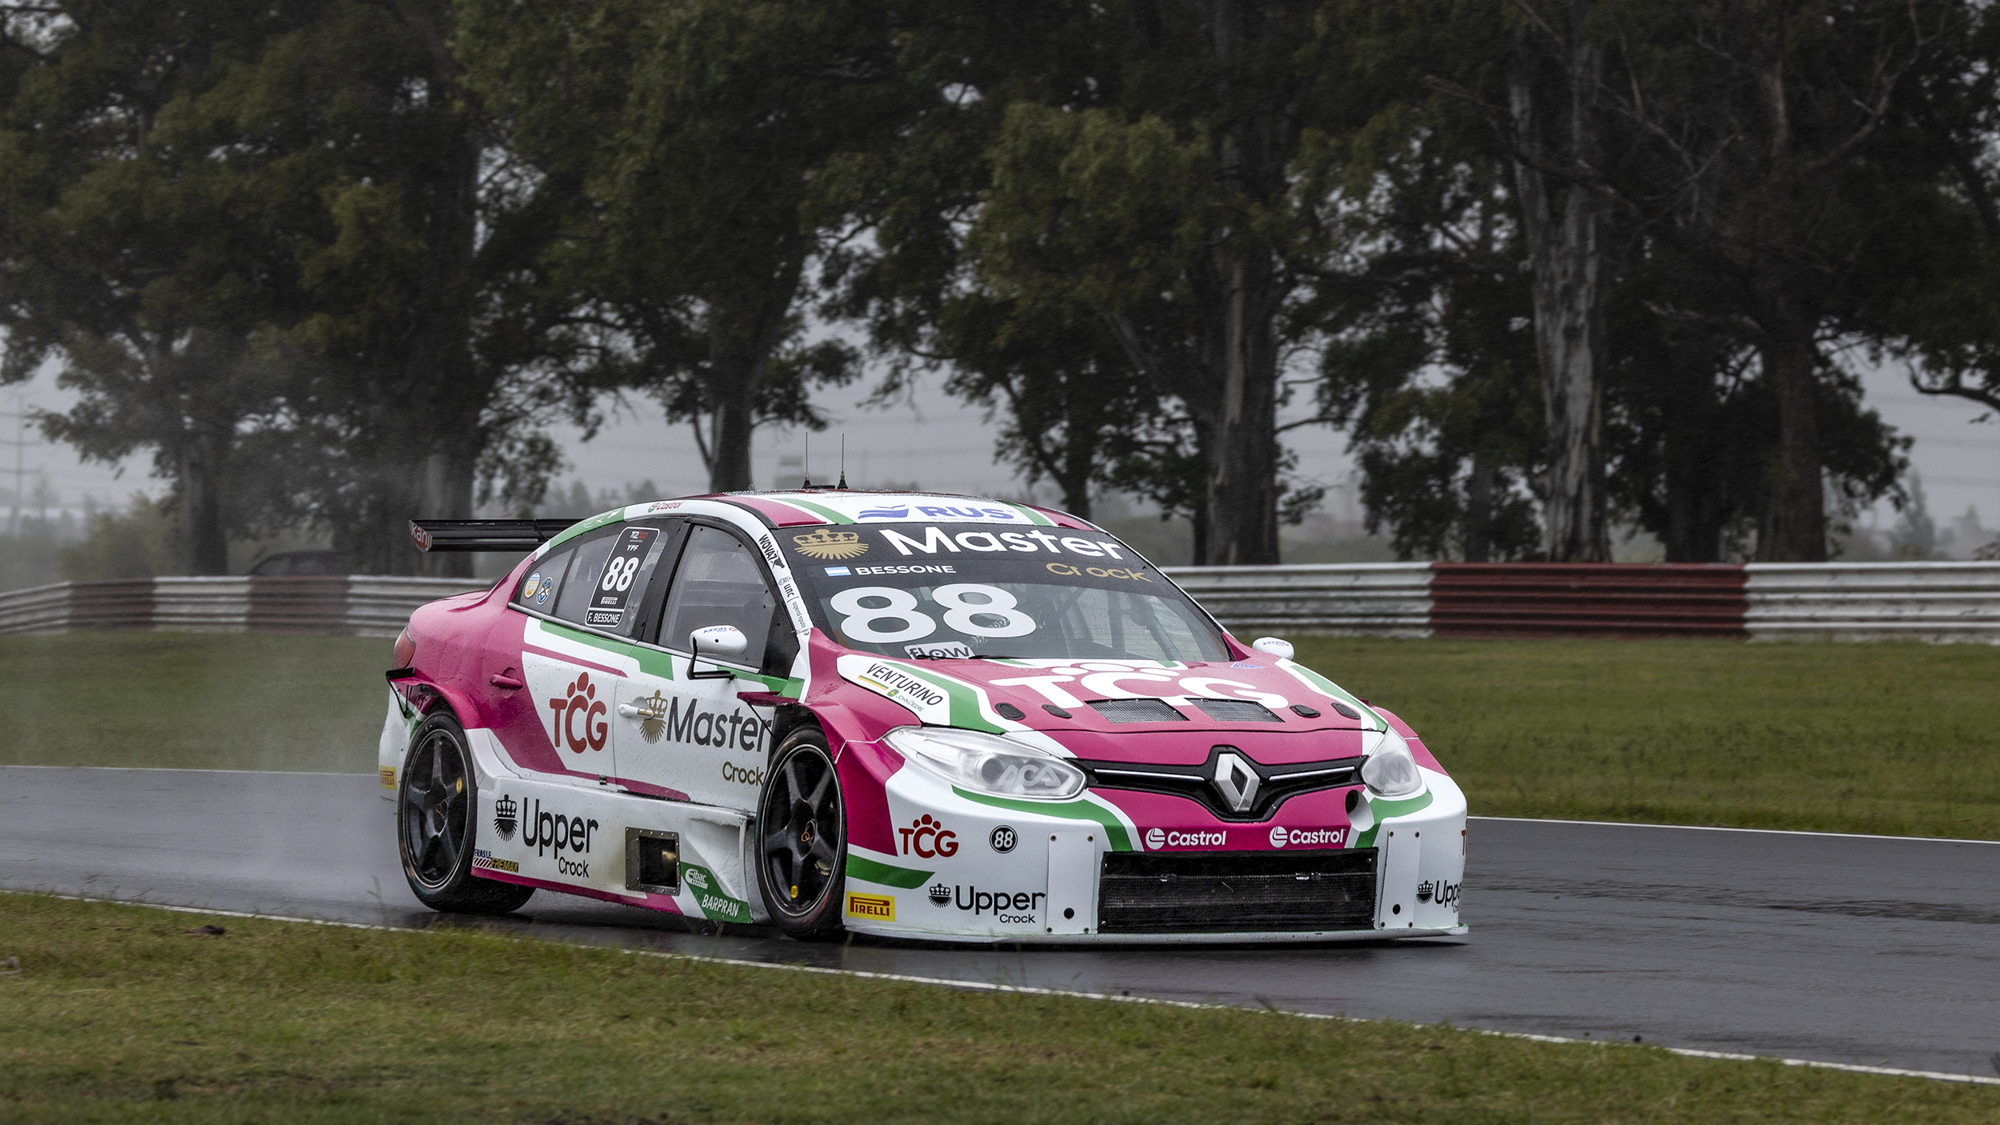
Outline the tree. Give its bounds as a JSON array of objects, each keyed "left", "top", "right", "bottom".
[
  {"left": 2, "top": 0, "right": 555, "bottom": 577},
  {"left": 1503, "top": 2, "right": 1610, "bottom": 561},
  {"left": 458, "top": 0, "right": 926, "bottom": 493},
  {"left": 952, "top": 1, "right": 1395, "bottom": 565},
  {"left": 1592, "top": 0, "right": 1960, "bottom": 560},
  {"left": 1314, "top": 122, "right": 1546, "bottom": 562},
  {"left": 0, "top": 1, "right": 303, "bottom": 574}
]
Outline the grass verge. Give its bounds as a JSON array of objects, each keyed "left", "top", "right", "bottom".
[
  {"left": 1, "top": 893, "right": 1995, "bottom": 1124},
  {"left": 0, "top": 632, "right": 388, "bottom": 773},
  {"left": 1297, "top": 637, "right": 2000, "bottom": 838}
]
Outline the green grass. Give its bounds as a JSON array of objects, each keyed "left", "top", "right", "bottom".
[
  {"left": 3, "top": 631, "right": 1996, "bottom": 838},
  {"left": 1297, "top": 637, "right": 2000, "bottom": 839},
  {"left": 0, "top": 632, "right": 390, "bottom": 773},
  {"left": 1, "top": 893, "right": 1994, "bottom": 1124}
]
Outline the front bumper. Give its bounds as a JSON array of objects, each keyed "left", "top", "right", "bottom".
[{"left": 841, "top": 764, "right": 1468, "bottom": 943}]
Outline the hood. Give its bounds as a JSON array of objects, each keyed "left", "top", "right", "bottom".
[{"left": 832, "top": 654, "right": 1385, "bottom": 767}]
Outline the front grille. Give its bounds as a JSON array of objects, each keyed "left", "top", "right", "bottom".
[
  {"left": 1076, "top": 747, "right": 1363, "bottom": 821},
  {"left": 1098, "top": 848, "right": 1377, "bottom": 933}
]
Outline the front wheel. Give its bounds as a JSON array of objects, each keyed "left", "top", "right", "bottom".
[
  {"left": 398, "top": 712, "right": 534, "bottom": 915},
  {"left": 754, "top": 728, "right": 846, "bottom": 940}
]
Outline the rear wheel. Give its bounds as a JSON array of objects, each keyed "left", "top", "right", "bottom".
[
  {"left": 755, "top": 728, "right": 846, "bottom": 940},
  {"left": 398, "top": 712, "right": 534, "bottom": 915}
]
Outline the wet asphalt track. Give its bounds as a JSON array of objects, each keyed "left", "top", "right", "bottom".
[{"left": 3, "top": 765, "right": 1998, "bottom": 1079}]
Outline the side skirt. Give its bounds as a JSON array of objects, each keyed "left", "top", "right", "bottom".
[{"left": 468, "top": 770, "right": 762, "bottom": 926}]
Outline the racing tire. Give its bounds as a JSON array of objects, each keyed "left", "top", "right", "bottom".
[
  {"left": 398, "top": 712, "right": 534, "bottom": 915},
  {"left": 754, "top": 728, "right": 847, "bottom": 941}
]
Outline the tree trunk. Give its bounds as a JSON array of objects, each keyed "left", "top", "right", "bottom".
[
  {"left": 175, "top": 432, "right": 230, "bottom": 575},
  {"left": 1463, "top": 445, "right": 1496, "bottom": 562},
  {"left": 701, "top": 245, "right": 809, "bottom": 493},
  {"left": 704, "top": 342, "right": 757, "bottom": 492},
  {"left": 1199, "top": 242, "right": 1283, "bottom": 565},
  {"left": 1756, "top": 319, "right": 1826, "bottom": 561},
  {"left": 1056, "top": 399, "right": 1095, "bottom": 520},
  {"left": 1509, "top": 9, "right": 1609, "bottom": 563}
]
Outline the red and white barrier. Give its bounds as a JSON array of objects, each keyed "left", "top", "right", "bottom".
[{"left": 0, "top": 576, "right": 488, "bottom": 638}]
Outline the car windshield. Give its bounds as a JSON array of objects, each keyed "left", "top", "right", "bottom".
[{"left": 779, "top": 521, "right": 1228, "bottom": 662}]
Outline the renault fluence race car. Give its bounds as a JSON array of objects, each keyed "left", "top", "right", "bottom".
[{"left": 383, "top": 491, "right": 1467, "bottom": 942}]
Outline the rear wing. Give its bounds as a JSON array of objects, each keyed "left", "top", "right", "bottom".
[{"left": 409, "top": 519, "right": 576, "bottom": 553}]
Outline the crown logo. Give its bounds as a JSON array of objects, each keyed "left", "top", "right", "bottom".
[
  {"left": 634, "top": 691, "right": 670, "bottom": 744},
  {"left": 493, "top": 794, "right": 518, "bottom": 840},
  {"left": 1416, "top": 880, "right": 1435, "bottom": 903},
  {"left": 792, "top": 528, "right": 869, "bottom": 560},
  {"left": 928, "top": 882, "right": 952, "bottom": 907}
]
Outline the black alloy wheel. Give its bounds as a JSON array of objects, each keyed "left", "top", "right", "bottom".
[
  {"left": 755, "top": 729, "right": 846, "bottom": 940},
  {"left": 397, "top": 712, "right": 534, "bottom": 915}
]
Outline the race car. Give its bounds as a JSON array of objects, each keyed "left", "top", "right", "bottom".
[{"left": 383, "top": 490, "right": 1467, "bottom": 943}]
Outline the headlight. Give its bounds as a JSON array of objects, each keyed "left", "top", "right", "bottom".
[
  {"left": 1360, "top": 727, "right": 1424, "bottom": 798},
  {"left": 884, "top": 726, "right": 1087, "bottom": 800}
]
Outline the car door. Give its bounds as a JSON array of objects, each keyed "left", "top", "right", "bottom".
[
  {"left": 489, "top": 521, "right": 678, "bottom": 785},
  {"left": 611, "top": 522, "right": 784, "bottom": 811}
]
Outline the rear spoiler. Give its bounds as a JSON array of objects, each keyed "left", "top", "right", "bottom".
[{"left": 409, "top": 519, "right": 576, "bottom": 553}]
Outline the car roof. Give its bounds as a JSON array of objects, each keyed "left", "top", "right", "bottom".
[
  {"left": 535, "top": 489, "right": 1102, "bottom": 555},
  {"left": 706, "top": 490, "right": 1098, "bottom": 531}
]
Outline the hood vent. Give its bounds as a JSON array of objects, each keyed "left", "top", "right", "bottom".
[
  {"left": 1192, "top": 699, "right": 1281, "bottom": 723},
  {"left": 1089, "top": 698, "right": 1186, "bottom": 723}
]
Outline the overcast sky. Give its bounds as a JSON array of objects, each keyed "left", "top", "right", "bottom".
[{"left": 5, "top": 358, "right": 1994, "bottom": 536}]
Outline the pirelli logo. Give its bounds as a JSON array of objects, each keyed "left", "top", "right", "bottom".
[
  {"left": 379, "top": 766, "right": 396, "bottom": 789},
  {"left": 845, "top": 892, "right": 895, "bottom": 921}
]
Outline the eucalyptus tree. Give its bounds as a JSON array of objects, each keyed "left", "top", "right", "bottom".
[
  {"left": 0, "top": 0, "right": 303, "bottom": 573},
  {"left": 1585, "top": 0, "right": 1964, "bottom": 560},
  {"left": 458, "top": 0, "right": 931, "bottom": 492}
]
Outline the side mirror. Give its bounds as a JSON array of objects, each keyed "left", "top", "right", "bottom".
[
  {"left": 1251, "top": 636, "right": 1295, "bottom": 661},
  {"left": 687, "top": 625, "right": 749, "bottom": 679}
]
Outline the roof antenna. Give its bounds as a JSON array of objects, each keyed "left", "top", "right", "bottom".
[
  {"left": 801, "top": 432, "right": 811, "bottom": 489},
  {"left": 838, "top": 433, "right": 848, "bottom": 490}
]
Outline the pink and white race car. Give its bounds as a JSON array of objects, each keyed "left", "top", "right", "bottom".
[{"left": 384, "top": 491, "right": 1466, "bottom": 942}]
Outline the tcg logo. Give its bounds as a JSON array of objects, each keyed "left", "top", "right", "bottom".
[{"left": 898, "top": 814, "right": 958, "bottom": 859}]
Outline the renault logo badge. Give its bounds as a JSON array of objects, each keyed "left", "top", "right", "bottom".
[{"left": 1212, "top": 751, "right": 1261, "bottom": 813}]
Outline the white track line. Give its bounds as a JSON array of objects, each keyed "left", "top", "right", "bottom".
[
  {"left": 10, "top": 890, "right": 1997, "bottom": 1090},
  {"left": 1469, "top": 815, "right": 2000, "bottom": 846}
]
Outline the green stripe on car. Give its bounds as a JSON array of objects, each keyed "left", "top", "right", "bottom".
[
  {"left": 845, "top": 854, "right": 932, "bottom": 888},
  {"left": 950, "top": 788, "right": 1134, "bottom": 852},
  {"left": 1353, "top": 789, "right": 1435, "bottom": 849}
]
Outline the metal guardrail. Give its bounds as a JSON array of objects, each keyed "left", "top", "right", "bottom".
[
  {"left": 1743, "top": 562, "right": 2000, "bottom": 642},
  {"left": 0, "top": 576, "right": 488, "bottom": 637},
  {"left": 1166, "top": 563, "right": 1433, "bottom": 637}
]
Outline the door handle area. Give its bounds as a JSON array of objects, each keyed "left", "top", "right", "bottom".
[
  {"left": 617, "top": 703, "right": 640, "bottom": 718},
  {"left": 489, "top": 674, "right": 523, "bottom": 690}
]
